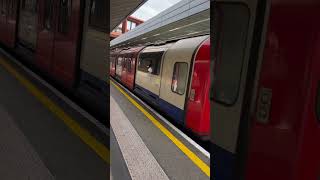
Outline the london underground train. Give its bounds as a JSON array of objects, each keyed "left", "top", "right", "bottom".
[
  {"left": 110, "top": 35, "right": 210, "bottom": 137},
  {"left": 211, "top": 0, "right": 320, "bottom": 179},
  {"left": 0, "top": 0, "right": 108, "bottom": 122}
]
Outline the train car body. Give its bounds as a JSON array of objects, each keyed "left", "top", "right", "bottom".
[
  {"left": 134, "top": 43, "right": 173, "bottom": 108},
  {"left": 111, "top": 35, "right": 211, "bottom": 137},
  {"left": 0, "top": 0, "right": 108, "bottom": 122},
  {"left": 211, "top": 0, "right": 320, "bottom": 179}
]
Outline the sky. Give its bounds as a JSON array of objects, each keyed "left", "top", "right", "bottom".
[{"left": 131, "top": 0, "right": 182, "bottom": 21}]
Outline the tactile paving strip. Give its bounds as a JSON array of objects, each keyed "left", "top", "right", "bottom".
[{"left": 110, "top": 96, "right": 169, "bottom": 180}]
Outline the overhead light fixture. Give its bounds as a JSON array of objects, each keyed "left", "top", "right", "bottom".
[
  {"left": 169, "top": 27, "right": 180, "bottom": 32},
  {"left": 187, "top": 31, "right": 200, "bottom": 35}
]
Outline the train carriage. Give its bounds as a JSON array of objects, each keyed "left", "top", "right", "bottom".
[
  {"left": 111, "top": 35, "right": 211, "bottom": 137},
  {"left": 0, "top": 0, "right": 108, "bottom": 122},
  {"left": 211, "top": 0, "right": 320, "bottom": 179}
]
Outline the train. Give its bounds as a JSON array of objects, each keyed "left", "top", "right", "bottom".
[
  {"left": 110, "top": 35, "right": 210, "bottom": 137},
  {"left": 211, "top": 0, "right": 320, "bottom": 180},
  {"left": 0, "top": 0, "right": 108, "bottom": 122}
]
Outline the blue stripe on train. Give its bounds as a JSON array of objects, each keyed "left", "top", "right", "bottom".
[
  {"left": 211, "top": 143, "right": 236, "bottom": 180},
  {"left": 133, "top": 85, "right": 184, "bottom": 125},
  {"left": 158, "top": 98, "right": 184, "bottom": 125}
]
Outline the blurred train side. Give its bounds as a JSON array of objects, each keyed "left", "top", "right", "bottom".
[
  {"left": 110, "top": 35, "right": 210, "bottom": 137},
  {"left": 0, "top": 0, "right": 108, "bottom": 122},
  {"left": 211, "top": 0, "right": 320, "bottom": 179}
]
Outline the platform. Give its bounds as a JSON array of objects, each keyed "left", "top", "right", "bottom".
[
  {"left": 0, "top": 52, "right": 108, "bottom": 180},
  {"left": 110, "top": 79, "right": 210, "bottom": 180}
]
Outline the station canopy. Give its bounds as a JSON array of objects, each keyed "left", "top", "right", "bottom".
[
  {"left": 110, "top": 0, "right": 146, "bottom": 31},
  {"left": 110, "top": 0, "right": 210, "bottom": 48}
]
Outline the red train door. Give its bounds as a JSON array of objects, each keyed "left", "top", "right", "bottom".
[
  {"left": 52, "top": 0, "right": 82, "bottom": 87},
  {"left": 36, "top": 0, "right": 82, "bottom": 88},
  {"left": 244, "top": 3, "right": 320, "bottom": 179},
  {"left": 36, "top": 0, "right": 55, "bottom": 73}
]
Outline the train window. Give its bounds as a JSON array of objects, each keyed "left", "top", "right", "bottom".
[
  {"left": 127, "top": 59, "right": 132, "bottom": 73},
  {"left": 44, "top": 0, "right": 54, "bottom": 30},
  {"left": 89, "top": 0, "right": 107, "bottom": 32},
  {"left": 316, "top": 82, "right": 320, "bottom": 122},
  {"left": 171, "top": 62, "right": 188, "bottom": 95},
  {"left": 117, "top": 57, "right": 123, "bottom": 66},
  {"left": 212, "top": 3, "right": 249, "bottom": 105},
  {"left": 58, "top": 0, "right": 71, "bottom": 34},
  {"left": 138, "top": 52, "right": 164, "bottom": 75}
]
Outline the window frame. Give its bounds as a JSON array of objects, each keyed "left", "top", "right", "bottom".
[
  {"left": 171, "top": 62, "right": 189, "bottom": 96},
  {"left": 137, "top": 51, "right": 164, "bottom": 76},
  {"left": 212, "top": 3, "right": 250, "bottom": 106},
  {"left": 88, "top": 0, "right": 107, "bottom": 33}
]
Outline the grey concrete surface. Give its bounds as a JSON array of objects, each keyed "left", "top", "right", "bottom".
[
  {"left": 110, "top": 130, "right": 132, "bottom": 180},
  {"left": 111, "top": 96, "right": 169, "bottom": 180},
  {"left": 0, "top": 56, "right": 108, "bottom": 180},
  {"left": 0, "top": 106, "right": 55, "bottom": 180},
  {"left": 110, "top": 84, "right": 209, "bottom": 180}
]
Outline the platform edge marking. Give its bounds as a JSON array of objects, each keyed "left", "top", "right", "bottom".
[
  {"left": 113, "top": 77, "right": 210, "bottom": 158},
  {"left": 0, "top": 58, "right": 110, "bottom": 164},
  {"left": 110, "top": 80, "right": 210, "bottom": 177},
  {"left": 0, "top": 48, "right": 109, "bottom": 135}
]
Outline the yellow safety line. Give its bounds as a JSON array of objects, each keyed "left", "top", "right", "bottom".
[
  {"left": 110, "top": 80, "right": 210, "bottom": 177},
  {"left": 0, "top": 58, "right": 110, "bottom": 164}
]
